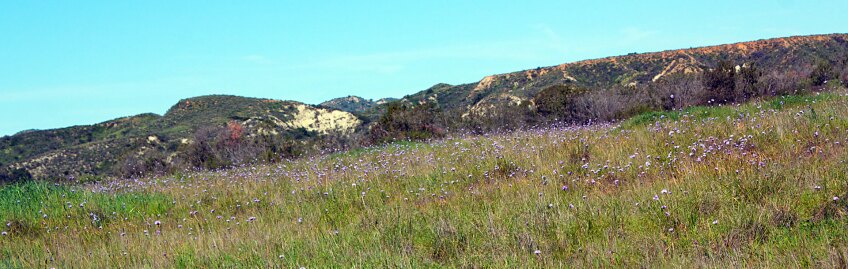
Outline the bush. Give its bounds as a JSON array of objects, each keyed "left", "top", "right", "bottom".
[
  {"left": 702, "top": 60, "right": 737, "bottom": 104},
  {"left": 117, "top": 150, "right": 170, "bottom": 178},
  {"left": 0, "top": 168, "right": 33, "bottom": 184},
  {"left": 534, "top": 84, "right": 589, "bottom": 122},
  {"left": 368, "top": 102, "right": 446, "bottom": 143},
  {"left": 735, "top": 63, "right": 762, "bottom": 102},
  {"left": 810, "top": 60, "right": 836, "bottom": 86}
]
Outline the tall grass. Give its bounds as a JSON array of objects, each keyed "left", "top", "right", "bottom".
[{"left": 2, "top": 91, "right": 848, "bottom": 268}]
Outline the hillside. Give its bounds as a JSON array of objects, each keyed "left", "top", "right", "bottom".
[
  {"left": 397, "top": 34, "right": 848, "bottom": 116},
  {"left": 0, "top": 95, "right": 362, "bottom": 180},
  {"left": 2, "top": 34, "right": 847, "bottom": 181},
  {"left": 319, "top": 96, "right": 398, "bottom": 114},
  {"left": 3, "top": 92, "right": 848, "bottom": 267}
]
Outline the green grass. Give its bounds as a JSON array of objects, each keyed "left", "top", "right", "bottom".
[
  {"left": 3, "top": 91, "right": 848, "bottom": 267},
  {"left": 622, "top": 93, "right": 838, "bottom": 128}
]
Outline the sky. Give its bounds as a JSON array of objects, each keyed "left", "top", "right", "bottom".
[{"left": 1, "top": 1, "right": 846, "bottom": 136}]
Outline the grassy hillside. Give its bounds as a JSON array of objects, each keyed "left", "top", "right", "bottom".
[
  {"left": 3, "top": 91, "right": 848, "bottom": 267},
  {"left": 399, "top": 34, "right": 848, "bottom": 113},
  {"left": 0, "top": 95, "right": 362, "bottom": 180},
  {"left": 3, "top": 34, "right": 847, "bottom": 181}
]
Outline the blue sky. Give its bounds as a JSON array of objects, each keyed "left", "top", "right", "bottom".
[{"left": 1, "top": 1, "right": 846, "bottom": 136}]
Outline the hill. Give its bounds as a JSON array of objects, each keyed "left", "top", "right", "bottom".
[
  {"left": 397, "top": 34, "right": 848, "bottom": 116},
  {"left": 319, "top": 96, "right": 398, "bottom": 114},
  {"left": 3, "top": 91, "right": 848, "bottom": 267},
  {"left": 2, "top": 34, "right": 847, "bottom": 180},
  {"left": 0, "top": 95, "right": 362, "bottom": 180}
]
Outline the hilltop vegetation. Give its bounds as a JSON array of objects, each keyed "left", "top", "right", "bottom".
[{"left": 2, "top": 91, "right": 848, "bottom": 267}]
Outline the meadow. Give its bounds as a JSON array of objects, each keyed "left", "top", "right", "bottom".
[{"left": 2, "top": 91, "right": 848, "bottom": 268}]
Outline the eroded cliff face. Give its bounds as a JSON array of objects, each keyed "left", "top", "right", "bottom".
[{"left": 281, "top": 104, "right": 362, "bottom": 135}]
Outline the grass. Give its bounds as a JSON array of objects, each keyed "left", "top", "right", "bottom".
[
  {"left": 621, "top": 92, "right": 838, "bottom": 128},
  {"left": 3, "top": 91, "right": 848, "bottom": 268}
]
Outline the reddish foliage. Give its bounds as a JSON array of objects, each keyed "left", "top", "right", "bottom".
[{"left": 227, "top": 121, "right": 243, "bottom": 142}]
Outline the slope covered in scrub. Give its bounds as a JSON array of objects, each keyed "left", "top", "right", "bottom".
[{"left": 2, "top": 91, "right": 848, "bottom": 267}]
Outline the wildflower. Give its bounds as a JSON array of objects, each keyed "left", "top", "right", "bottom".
[
  {"left": 712, "top": 220, "right": 719, "bottom": 225},
  {"left": 653, "top": 195, "right": 660, "bottom": 201},
  {"left": 561, "top": 185, "right": 568, "bottom": 191},
  {"left": 1, "top": 231, "right": 6, "bottom": 236},
  {"left": 534, "top": 249, "right": 541, "bottom": 255},
  {"left": 661, "top": 189, "right": 669, "bottom": 194},
  {"left": 834, "top": 196, "right": 840, "bottom": 201},
  {"left": 154, "top": 220, "right": 161, "bottom": 226}
]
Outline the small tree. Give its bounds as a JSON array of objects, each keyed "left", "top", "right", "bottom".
[
  {"left": 735, "top": 63, "right": 762, "bottom": 102},
  {"left": 533, "top": 84, "right": 588, "bottom": 122},
  {"left": 702, "top": 60, "right": 736, "bottom": 104},
  {"left": 810, "top": 60, "right": 836, "bottom": 86},
  {"left": 369, "top": 102, "right": 445, "bottom": 143}
]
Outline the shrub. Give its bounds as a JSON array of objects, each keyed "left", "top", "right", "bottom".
[
  {"left": 369, "top": 102, "right": 446, "bottom": 143},
  {"left": 702, "top": 60, "right": 737, "bottom": 104},
  {"left": 810, "top": 60, "right": 836, "bottom": 86},
  {"left": 735, "top": 63, "right": 762, "bottom": 102},
  {"left": 534, "top": 84, "right": 589, "bottom": 122},
  {"left": 117, "top": 150, "right": 170, "bottom": 178},
  {"left": 0, "top": 168, "right": 33, "bottom": 184}
]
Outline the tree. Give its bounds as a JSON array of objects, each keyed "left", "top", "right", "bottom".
[
  {"left": 735, "top": 63, "right": 762, "bottom": 102},
  {"left": 533, "top": 84, "right": 588, "bottom": 122},
  {"left": 702, "top": 60, "right": 737, "bottom": 104},
  {"left": 369, "top": 102, "right": 445, "bottom": 143},
  {"left": 810, "top": 60, "right": 836, "bottom": 86}
]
